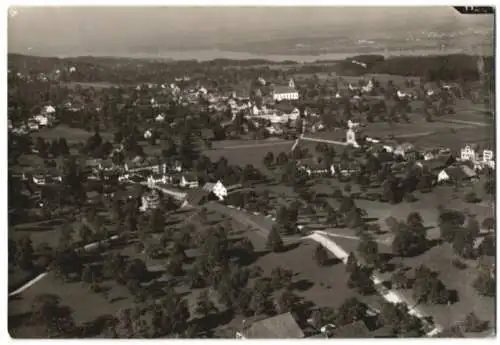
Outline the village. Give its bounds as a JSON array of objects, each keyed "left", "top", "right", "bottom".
[{"left": 8, "top": 52, "right": 496, "bottom": 339}]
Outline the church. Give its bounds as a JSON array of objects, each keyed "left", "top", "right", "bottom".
[{"left": 272, "top": 79, "right": 299, "bottom": 101}]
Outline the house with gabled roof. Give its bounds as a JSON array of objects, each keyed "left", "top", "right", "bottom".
[
  {"left": 235, "top": 312, "right": 304, "bottom": 339},
  {"left": 273, "top": 79, "right": 299, "bottom": 102}
]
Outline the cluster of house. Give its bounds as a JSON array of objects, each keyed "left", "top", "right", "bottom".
[
  {"left": 233, "top": 311, "right": 392, "bottom": 339},
  {"left": 294, "top": 123, "right": 495, "bottom": 186},
  {"left": 9, "top": 105, "right": 56, "bottom": 135}
]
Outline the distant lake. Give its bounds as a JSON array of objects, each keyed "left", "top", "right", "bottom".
[{"left": 52, "top": 47, "right": 486, "bottom": 63}]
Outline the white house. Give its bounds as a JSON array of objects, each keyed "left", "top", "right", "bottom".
[
  {"left": 69, "top": 66, "right": 76, "bottom": 73},
  {"left": 28, "top": 122, "right": 39, "bottom": 131},
  {"left": 32, "top": 173, "right": 46, "bottom": 185},
  {"left": 482, "top": 149, "right": 494, "bottom": 163},
  {"left": 202, "top": 180, "right": 228, "bottom": 201},
  {"left": 437, "top": 170, "right": 449, "bottom": 183},
  {"left": 33, "top": 114, "right": 49, "bottom": 127},
  {"left": 140, "top": 190, "right": 161, "bottom": 212},
  {"left": 147, "top": 173, "right": 172, "bottom": 187},
  {"left": 460, "top": 145, "right": 476, "bottom": 161},
  {"left": 273, "top": 79, "right": 299, "bottom": 101},
  {"left": 155, "top": 114, "right": 166, "bottom": 122},
  {"left": 43, "top": 105, "right": 56, "bottom": 115},
  {"left": 144, "top": 129, "right": 153, "bottom": 140},
  {"left": 423, "top": 152, "right": 435, "bottom": 161}
]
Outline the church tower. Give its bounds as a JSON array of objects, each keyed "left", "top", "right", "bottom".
[
  {"left": 288, "top": 78, "right": 295, "bottom": 89},
  {"left": 346, "top": 120, "right": 359, "bottom": 148}
]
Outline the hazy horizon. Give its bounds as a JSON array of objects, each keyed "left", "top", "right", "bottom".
[{"left": 8, "top": 6, "right": 494, "bottom": 57}]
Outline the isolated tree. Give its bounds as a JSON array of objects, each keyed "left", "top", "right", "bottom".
[
  {"left": 463, "top": 312, "right": 487, "bottom": 333},
  {"left": 473, "top": 268, "right": 495, "bottom": 297},
  {"left": 406, "top": 212, "right": 425, "bottom": 236},
  {"left": 31, "top": 293, "right": 75, "bottom": 337},
  {"left": 275, "top": 290, "right": 299, "bottom": 314},
  {"left": 478, "top": 235, "right": 495, "bottom": 257},
  {"left": 358, "top": 235, "right": 379, "bottom": 266},
  {"left": 465, "top": 215, "right": 480, "bottom": 237},
  {"left": 335, "top": 297, "right": 367, "bottom": 326},
  {"left": 313, "top": 244, "right": 329, "bottom": 266},
  {"left": 412, "top": 265, "right": 449, "bottom": 304},
  {"left": 195, "top": 289, "right": 218, "bottom": 318},
  {"left": 16, "top": 235, "right": 34, "bottom": 270},
  {"left": 481, "top": 217, "right": 495, "bottom": 233},
  {"left": 266, "top": 225, "right": 284, "bottom": 252},
  {"left": 392, "top": 269, "right": 411, "bottom": 289},
  {"left": 263, "top": 152, "right": 275, "bottom": 168},
  {"left": 346, "top": 252, "right": 358, "bottom": 273},
  {"left": 270, "top": 267, "right": 293, "bottom": 290},
  {"left": 452, "top": 227, "right": 476, "bottom": 259}
]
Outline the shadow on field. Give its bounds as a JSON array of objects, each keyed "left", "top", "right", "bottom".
[
  {"left": 192, "top": 308, "right": 235, "bottom": 333},
  {"left": 289, "top": 279, "right": 314, "bottom": 292},
  {"left": 281, "top": 241, "right": 301, "bottom": 253},
  {"left": 8, "top": 312, "right": 32, "bottom": 330}
]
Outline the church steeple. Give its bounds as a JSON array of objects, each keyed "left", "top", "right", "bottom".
[{"left": 288, "top": 78, "right": 295, "bottom": 89}]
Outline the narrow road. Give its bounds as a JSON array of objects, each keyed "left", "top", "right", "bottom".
[
  {"left": 437, "top": 118, "right": 491, "bottom": 127},
  {"left": 301, "top": 136, "right": 348, "bottom": 146},
  {"left": 306, "top": 231, "right": 442, "bottom": 337}
]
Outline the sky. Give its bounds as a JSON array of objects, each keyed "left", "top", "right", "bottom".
[{"left": 7, "top": 6, "right": 494, "bottom": 56}]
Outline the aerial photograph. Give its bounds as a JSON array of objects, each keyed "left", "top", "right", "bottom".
[{"left": 7, "top": 5, "right": 496, "bottom": 338}]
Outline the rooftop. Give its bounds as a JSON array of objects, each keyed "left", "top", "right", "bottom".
[{"left": 241, "top": 312, "right": 304, "bottom": 339}]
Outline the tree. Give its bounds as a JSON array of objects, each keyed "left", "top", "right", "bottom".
[
  {"left": 263, "top": 152, "right": 274, "bottom": 168},
  {"left": 379, "top": 302, "right": 423, "bottom": 336},
  {"left": 195, "top": 289, "right": 218, "bottom": 318},
  {"left": 275, "top": 152, "right": 289, "bottom": 166},
  {"left": 81, "top": 264, "right": 96, "bottom": 285},
  {"left": 58, "top": 222, "right": 74, "bottom": 250},
  {"left": 392, "top": 269, "right": 411, "bottom": 289},
  {"left": 473, "top": 268, "right": 495, "bottom": 297},
  {"left": 335, "top": 297, "right": 367, "bottom": 326},
  {"left": 483, "top": 179, "right": 495, "bottom": 195},
  {"left": 150, "top": 208, "right": 165, "bottom": 233},
  {"left": 346, "top": 252, "right": 358, "bottom": 273},
  {"left": 412, "top": 265, "right": 450, "bottom": 304},
  {"left": 462, "top": 312, "right": 488, "bottom": 333},
  {"left": 478, "top": 235, "right": 495, "bottom": 257},
  {"left": 357, "top": 235, "right": 379, "bottom": 266},
  {"left": 313, "top": 244, "right": 329, "bottom": 266},
  {"left": 79, "top": 224, "right": 93, "bottom": 244},
  {"left": 481, "top": 217, "right": 495, "bottom": 232},
  {"left": 270, "top": 267, "right": 293, "bottom": 290},
  {"left": 31, "top": 293, "right": 75, "bottom": 337},
  {"left": 452, "top": 228, "right": 476, "bottom": 259},
  {"left": 465, "top": 215, "right": 480, "bottom": 237},
  {"left": 406, "top": 212, "right": 425, "bottom": 236},
  {"left": 275, "top": 290, "right": 299, "bottom": 314},
  {"left": 392, "top": 228, "right": 427, "bottom": 257},
  {"left": 16, "top": 235, "right": 34, "bottom": 270},
  {"left": 266, "top": 225, "right": 284, "bottom": 252},
  {"left": 348, "top": 265, "right": 374, "bottom": 295}
]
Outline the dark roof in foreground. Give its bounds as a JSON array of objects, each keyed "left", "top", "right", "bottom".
[
  {"left": 242, "top": 312, "right": 304, "bottom": 339},
  {"left": 333, "top": 320, "right": 371, "bottom": 338}
]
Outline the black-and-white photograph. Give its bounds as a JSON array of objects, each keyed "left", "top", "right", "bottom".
[{"left": 7, "top": 5, "right": 495, "bottom": 339}]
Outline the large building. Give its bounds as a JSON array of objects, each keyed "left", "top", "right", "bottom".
[{"left": 273, "top": 79, "right": 299, "bottom": 101}]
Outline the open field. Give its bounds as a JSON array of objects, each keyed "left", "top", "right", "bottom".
[
  {"left": 378, "top": 243, "right": 496, "bottom": 330},
  {"left": 33, "top": 125, "right": 113, "bottom": 144},
  {"left": 61, "top": 82, "right": 120, "bottom": 90},
  {"left": 408, "top": 126, "right": 494, "bottom": 152},
  {"left": 204, "top": 142, "right": 293, "bottom": 171}
]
